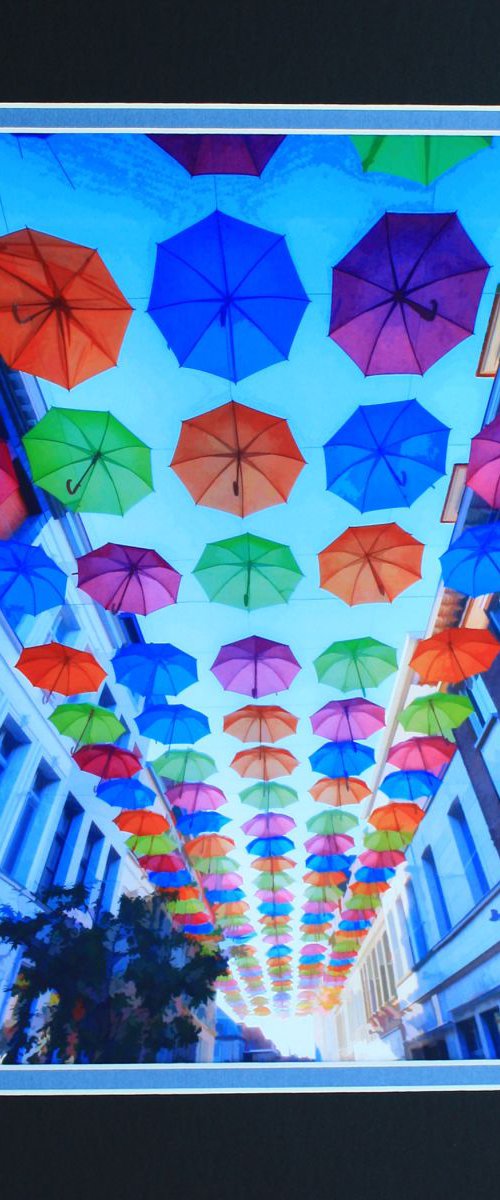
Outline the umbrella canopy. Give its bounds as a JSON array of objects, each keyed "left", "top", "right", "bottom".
[
  {"left": 351, "top": 134, "right": 492, "bottom": 185},
  {"left": 256, "top": 888, "right": 294, "bottom": 902},
  {"left": 247, "top": 836, "right": 295, "bottom": 857},
  {"left": 73, "top": 744, "right": 141, "bottom": 779},
  {"left": 192, "top": 855, "right": 240, "bottom": 874},
  {"left": 410, "top": 628, "right": 500, "bottom": 684},
  {"left": 175, "top": 811, "right": 230, "bottom": 837},
  {"left": 399, "top": 691, "right": 474, "bottom": 737},
  {"left": 16, "top": 642, "right": 106, "bottom": 696},
  {"left": 126, "top": 833, "right": 177, "bottom": 856},
  {"left": 151, "top": 748, "right": 216, "bottom": 782},
  {"left": 23, "top": 408, "right": 153, "bottom": 515},
  {"left": 305, "top": 834, "right": 355, "bottom": 855},
  {"left": 305, "top": 854, "right": 354, "bottom": 874},
  {"left": 0, "top": 227, "right": 132, "bottom": 388},
  {"left": 148, "top": 210, "right": 309, "bottom": 383},
  {"left": 466, "top": 413, "right": 500, "bottom": 507},
  {"left": 185, "top": 834, "right": 236, "bottom": 859},
  {"left": 150, "top": 871, "right": 193, "bottom": 889},
  {"left": 387, "top": 736, "right": 456, "bottom": 775},
  {"left": 440, "top": 523, "right": 500, "bottom": 597},
  {"left": 203, "top": 873, "right": 243, "bottom": 890},
  {"left": 76, "top": 542, "right": 181, "bottom": 614},
  {"left": 112, "top": 643, "right": 197, "bottom": 698},
  {"left": 254, "top": 871, "right": 293, "bottom": 889},
  {"left": 114, "top": 811, "right": 169, "bottom": 835},
  {"left": 137, "top": 704, "right": 209, "bottom": 744},
  {"left": 324, "top": 399, "right": 450, "bottom": 511},
  {"left": 329, "top": 212, "right": 488, "bottom": 375},
  {"left": 0, "top": 541, "right": 67, "bottom": 616},
  {"left": 306, "top": 809, "right": 358, "bottom": 834},
  {"left": 230, "top": 745, "right": 299, "bottom": 780},
  {"left": 170, "top": 400, "right": 305, "bottom": 518},
  {"left": 319, "top": 522, "right": 424, "bottom": 604},
  {"left": 359, "top": 849, "right": 406, "bottom": 868},
  {"left": 212, "top": 635, "right": 300, "bottom": 698},
  {"left": 97, "top": 778, "right": 156, "bottom": 810},
  {"left": 355, "top": 866, "right": 395, "bottom": 883},
  {"left": 147, "top": 133, "right": 285, "bottom": 176},
  {"left": 309, "top": 776, "right": 371, "bottom": 807},
  {"left": 364, "top": 830, "right": 412, "bottom": 852},
  {"left": 380, "top": 769, "right": 440, "bottom": 800},
  {"left": 166, "top": 783, "right": 227, "bottom": 813},
  {"left": 49, "top": 702, "right": 125, "bottom": 748},
  {"left": 311, "top": 698, "right": 384, "bottom": 741},
  {"left": 346, "top": 892, "right": 383, "bottom": 910},
  {"left": 194, "top": 532, "right": 303, "bottom": 611},
  {"left": 224, "top": 704, "right": 297, "bottom": 743},
  {"left": 239, "top": 782, "right": 299, "bottom": 809},
  {"left": 314, "top": 636, "right": 397, "bottom": 693},
  {"left": 309, "top": 741, "right": 375, "bottom": 778},
  {"left": 0, "top": 440, "right": 20, "bottom": 509},
  {"left": 368, "top": 802, "right": 426, "bottom": 835},
  {"left": 140, "top": 852, "right": 186, "bottom": 873},
  {"left": 241, "top": 813, "right": 296, "bottom": 837}
]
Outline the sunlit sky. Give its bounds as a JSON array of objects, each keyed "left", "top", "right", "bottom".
[{"left": 2, "top": 129, "right": 498, "bottom": 1052}]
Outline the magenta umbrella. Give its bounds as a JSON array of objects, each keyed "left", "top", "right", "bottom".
[
  {"left": 256, "top": 889, "right": 294, "bottom": 902},
  {"left": 387, "top": 736, "right": 456, "bottom": 775},
  {"left": 360, "top": 849, "right": 406, "bottom": 868},
  {"left": 241, "top": 813, "right": 296, "bottom": 837},
  {"left": 303, "top": 901, "right": 337, "bottom": 914},
  {"left": 203, "top": 872, "right": 243, "bottom": 889},
  {"left": 301, "top": 943, "right": 327, "bottom": 955},
  {"left": 76, "top": 542, "right": 181, "bottom": 615},
  {"left": 147, "top": 134, "right": 285, "bottom": 176},
  {"left": 263, "top": 931, "right": 293, "bottom": 944},
  {"left": 211, "top": 636, "right": 300, "bottom": 698},
  {"left": 311, "top": 698, "right": 385, "bottom": 741},
  {"left": 166, "top": 782, "right": 227, "bottom": 812},
  {"left": 467, "top": 414, "right": 500, "bottom": 508},
  {"left": 305, "top": 833, "right": 355, "bottom": 855},
  {"left": 329, "top": 212, "right": 489, "bottom": 376},
  {"left": 341, "top": 908, "right": 376, "bottom": 921}
]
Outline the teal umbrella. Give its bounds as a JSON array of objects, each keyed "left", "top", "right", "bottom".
[{"left": 193, "top": 532, "right": 303, "bottom": 610}]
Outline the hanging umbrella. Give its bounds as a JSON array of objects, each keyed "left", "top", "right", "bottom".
[
  {"left": 339, "top": 919, "right": 373, "bottom": 930},
  {"left": 194, "top": 532, "right": 302, "bottom": 611},
  {"left": 349, "top": 879, "right": 390, "bottom": 895},
  {"left": 148, "top": 210, "right": 309, "bottom": 383},
  {"left": 246, "top": 836, "right": 295, "bottom": 857},
  {"left": 223, "top": 704, "right": 297, "bottom": 743},
  {"left": 305, "top": 854, "right": 354, "bottom": 874},
  {"left": 410, "top": 627, "right": 500, "bottom": 684},
  {"left": 193, "top": 855, "right": 240, "bottom": 874},
  {"left": 305, "top": 834, "right": 355, "bottom": 855},
  {"left": 252, "top": 856, "right": 297, "bottom": 873},
  {"left": 256, "top": 888, "right": 294, "bottom": 903},
  {"left": 345, "top": 892, "right": 383, "bottom": 910},
  {"left": 170, "top": 399, "right": 305, "bottom": 518},
  {"left": 76, "top": 543, "right": 181, "bottom": 615},
  {"left": 387, "top": 736, "right": 456, "bottom": 775},
  {"left": 16, "top": 642, "right": 106, "bottom": 696},
  {"left": 239, "top": 782, "right": 299, "bottom": 809},
  {"left": 368, "top": 802, "right": 425, "bottom": 835},
  {"left": 231, "top": 745, "right": 298, "bottom": 780},
  {"left": 185, "top": 835, "right": 236, "bottom": 859},
  {"left": 114, "top": 811, "right": 169, "bottom": 835},
  {"left": 351, "top": 134, "right": 492, "bottom": 185},
  {"left": 242, "top": 813, "right": 295, "bottom": 837},
  {"left": 126, "top": 832, "right": 177, "bottom": 856},
  {"left": 140, "top": 853, "right": 186, "bottom": 873},
  {"left": 49, "top": 702, "right": 125, "bottom": 748},
  {"left": 0, "top": 541, "right": 67, "bottom": 616},
  {"left": 466, "top": 413, "right": 500, "bottom": 507},
  {"left": 303, "top": 870, "right": 347, "bottom": 888},
  {"left": 0, "top": 440, "right": 20, "bottom": 510},
  {"left": 364, "top": 830, "right": 412, "bottom": 852},
  {"left": 97, "top": 778, "right": 156, "bottom": 810},
  {"left": 355, "top": 866, "right": 395, "bottom": 883},
  {"left": 73, "top": 744, "right": 141, "bottom": 779},
  {"left": 399, "top": 691, "right": 474, "bottom": 737},
  {"left": 112, "top": 643, "right": 197, "bottom": 698},
  {"left": 380, "top": 769, "right": 440, "bottom": 800},
  {"left": 359, "top": 849, "right": 406, "bottom": 868},
  {"left": 148, "top": 133, "right": 285, "bottom": 176},
  {"left": 324, "top": 399, "right": 450, "bottom": 511},
  {"left": 0, "top": 228, "right": 133, "bottom": 388},
  {"left": 206, "top": 888, "right": 244, "bottom": 903},
  {"left": 305, "top": 885, "right": 343, "bottom": 901},
  {"left": 212, "top": 635, "right": 300, "bottom": 698},
  {"left": 311, "top": 699, "right": 384, "bottom": 741},
  {"left": 259, "top": 903, "right": 293, "bottom": 917},
  {"left": 203, "top": 872, "right": 243, "bottom": 890},
  {"left": 314, "top": 636, "right": 397, "bottom": 693},
  {"left": 341, "top": 907, "right": 377, "bottom": 921},
  {"left": 175, "top": 811, "right": 230, "bottom": 837},
  {"left": 150, "top": 748, "right": 215, "bottom": 782},
  {"left": 165, "top": 783, "right": 227, "bottom": 813},
  {"left": 440, "top": 524, "right": 500, "bottom": 596},
  {"left": 136, "top": 704, "right": 209, "bottom": 744},
  {"left": 150, "top": 871, "right": 193, "bottom": 889},
  {"left": 23, "top": 408, "right": 153, "bottom": 515},
  {"left": 310, "top": 776, "right": 370, "bottom": 807},
  {"left": 306, "top": 809, "right": 358, "bottom": 834},
  {"left": 309, "top": 741, "right": 375, "bottom": 778},
  {"left": 319, "top": 523, "right": 424, "bottom": 604},
  {"left": 329, "top": 213, "right": 488, "bottom": 375}
]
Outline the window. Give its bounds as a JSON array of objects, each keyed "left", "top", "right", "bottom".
[
  {"left": 75, "top": 823, "right": 104, "bottom": 891},
  {"left": 1, "top": 764, "right": 54, "bottom": 884},
  {"left": 53, "top": 605, "right": 80, "bottom": 646},
  {"left": 422, "top": 847, "right": 452, "bottom": 940},
  {"left": 480, "top": 1008, "right": 500, "bottom": 1058},
  {"left": 95, "top": 848, "right": 120, "bottom": 916},
  {"left": 382, "top": 931, "right": 396, "bottom": 996},
  {"left": 405, "top": 880, "right": 428, "bottom": 962},
  {"left": 0, "top": 723, "right": 26, "bottom": 773},
  {"left": 449, "top": 799, "right": 489, "bottom": 904},
  {"left": 462, "top": 675, "right": 496, "bottom": 739},
  {"left": 99, "top": 685, "right": 117, "bottom": 710},
  {"left": 37, "top": 796, "right": 83, "bottom": 897},
  {"left": 456, "top": 1016, "right": 484, "bottom": 1059},
  {"left": 387, "top": 908, "right": 404, "bottom": 980}
]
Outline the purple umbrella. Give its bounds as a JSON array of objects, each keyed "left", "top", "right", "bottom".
[
  {"left": 147, "top": 134, "right": 285, "bottom": 176},
  {"left": 76, "top": 543, "right": 181, "bottom": 615},
  {"left": 256, "top": 889, "right": 294, "bottom": 902},
  {"left": 329, "top": 212, "right": 489, "bottom": 375},
  {"left": 203, "top": 873, "right": 244, "bottom": 890},
  {"left": 241, "top": 812, "right": 296, "bottom": 837},
  {"left": 165, "top": 782, "right": 227, "bottom": 812},
  {"left": 311, "top": 698, "right": 385, "bottom": 741},
  {"left": 211, "top": 635, "right": 300, "bottom": 698},
  {"left": 304, "top": 834, "right": 356, "bottom": 855}
]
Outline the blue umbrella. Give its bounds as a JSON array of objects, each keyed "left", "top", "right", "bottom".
[
  {"left": 266, "top": 945, "right": 290, "bottom": 958},
  {"left": 301, "top": 913, "right": 332, "bottom": 925},
  {"left": 339, "top": 919, "right": 372, "bottom": 930},
  {"left": 175, "top": 811, "right": 230, "bottom": 836},
  {"left": 137, "top": 704, "right": 209, "bottom": 744},
  {"left": 309, "top": 741, "right": 375, "bottom": 777},
  {"left": 0, "top": 541, "right": 67, "bottom": 616},
  {"left": 355, "top": 866, "right": 396, "bottom": 883},
  {"left": 324, "top": 399, "right": 450, "bottom": 512},
  {"left": 440, "top": 523, "right": 500, "bottom": 597},
  {"left": 205, "top": 888, "right": 245, "bottom": 903},
  {"left": 246, "top": 835, "right": 295, "bottom": 856},
  {"left": 148, "top": 870, "right": 192, "bottom": 887},
  {"left": 96, "top": 778, "right": 156, "bottom": 809},
  {"left": 329, "top": 957, "right": 356, "bottom": 967},
  {"left": 300, "top": 954, "right": 324, "bottom": 964},
  {"left": 183, "top": 923, "right": 215, "bottom": 935},
  {"left": 147, "top": 210, "right": 309, "bottom": 383},
  {"left": 305, "top": 854, "right": 355, "bottom": 873},
  {"left": 380, "top": 769, "right": 439, "bottom": 800},
  {"left": 112, "top": 642, "right": 198, "bottom": 698},
  {"left": 258, "top": 902, "right": 293, "bottom": 916}
]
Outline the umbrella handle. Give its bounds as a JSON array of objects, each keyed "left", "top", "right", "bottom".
[{"left": 66, "top": 453, "right": 100, "bottom": 496}]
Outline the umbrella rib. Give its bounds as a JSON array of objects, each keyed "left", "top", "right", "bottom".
[
  {"left": 232, "top": 233, "right": 287, "bottom": 294},
  {"left": 400, "top": 212, "right": 456, "bottom": 291},
  {"left": 155, "top": 243, "right": 225, "bottom": 300}
]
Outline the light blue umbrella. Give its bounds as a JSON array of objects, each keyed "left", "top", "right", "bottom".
[
  {"left": 96, "top": 778, "right": 156, "bottom": 809},
  {"left": 0, "top": 541, "right": 67, "bottom": 616},
  {"left": 440, "top": 523, "right": 500, "bottom": 597}
]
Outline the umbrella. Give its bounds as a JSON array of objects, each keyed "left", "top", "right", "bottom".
[
  {"left": 126, "top": 833, "right": 177, "bottom": 856},
  {"left": 185, "top": 835, "right": 236, "bottom": 859},
  {"left": 203, "top": 873, "right": 243, "bottom": 890},
  {"left": 76, "top": 542, "right": 181, "bottom": 614},
  {"left": 345, "top": 892, "right": 383, "bottom": 910},
  {"left": 136, "top": 704, "right": 209, "bottom": 744},
  {"left": 0, "top": 228, "right": 133, "bottom": 388},
  {"left": 306, "top": 810, "right": 358, "bottom": 834},
  {"left": 230, "top": 745, "right": 298, "bottom": 779},
  {"left": 242, "top": 813, "right": 296, "bottom": 837},
  {"left": 170, "top": 399, "right": 305, "bottom": 518},
  {"left": 359, "top": 849, "right": 406, "bottom": 868},
  {"left": 364, "top": 830, "right": 412, "bottom": 852},
  {"left": 112, "top": 643, "right": 197, "bottom": 698},
  {"left": 258, "top": 902, "right": 293, "bottom": 916},
  {"left": 310, "top": 776, "right": 370, "bottom": 806},
  {"left": 175, "top": 811, "right": 230, "bottom": 837},
  {"left": 223, "top": 704, "right": 297, "bottom": 743},
  {"left": 140, "top": 853, "right": 186, "bottom": 873},
  {"left": 193, "top": 855, "right": 240, "bottom": 874},
  {"left": 341, "top": 907, "right": 377, "bottom": 921},
  {"left": 440, "top": 523, "right": 500, "bottom": 596},
  {"left": 148, "top": 210, "right": 309, "bottom": 383},
  {"left": 309, "top": 741, "right": 375, "bottom": 778},
  {"left": 15, "top": 642, "right": 106, "bottom": 696},
  {"left": 150, "top": 748, "right": 215, "bottom": 782},
  {"left": 212, "top": 635, "right": 300, "bottom": 698},
  {"left": 194, "top": 532, "right": 303, "bottom": 611},
  {"left": 305, "top": 885, "right": 343, "bottom": 901},
  {"left": 466, "top": 413, "right": 500, "bottom": 507},
  {"left": 0, "top": 440, "right": 20, "bottom": 511},
  {"left": 387, "top": 736, "right": 456, "bottom": 775},
  {"left": 165, "top": 783, "right": 227, "bottom": 813},
  {"left": 246, "top": 836, "right": 295, "bottom": 857},
  {"left": 114, "top": 811, "right": 169, "bottom": 835},
  {"left": 329, "top": 213, "right": 488, "bottom": 375},
  {"left": 311, "top": 698, "right": 384, "bottom": 741},
  {"left": 368, "top": 802, "right": 425, "bottom": 835},
  {"left": 147, "top": 133, "right": 285, "bottom": 176},
  {"left": 380, "top": 769, "right": 440, "bottom": 800},
  {"left": 305, "top": 834, "right": 355, "bottom": 855},
  {"left": 206, "top": 888, "right": 244, "bottom": 904},
  {"left": 410, "top": 628, "right": 500, "bottom": 684},
  {"left": 303, "top": 871, "right": 347, "bottom": 887},
  {"left": 349, "top": 879, "right": 390, "bottom": 894},
  {"left": 97, "top": 778, "right": 156, "bottom": 810},
  {"left": 319, "top": 523, "right": 424, "bottom": 604},
  {"left": 324, "top": 399, "right": 450, "bottom": 511},
  {"left": 256, "top": 888, "right": 294, "bottom": 902},
  {"left": 355, "top": 866, "right": 395, "bottom": 883},
  {"left": 314, "top": 636, "right": 397, "bottom": 693},
  {"left": 399, "top": 691, "right": 474, "bottom": 737},
  {"left": 305, "top": 854, "right": 354, "bottom": 874},
  {"left": 351, "top": 134, "right": 492, "bottom": 185},
  {"left": 49, "top": 702, "right": 125, "bottom": 748},
  {"left": 0, "top": 541, "right": 67, "bottom": 615},
  {"left": 239, "top": 782, "right": 299, "bottom": 809},
  {"left": 150, "top": 871, "right": 192, "bottom": 888},
  {"left": 23, "top": 408, "right": 152, "bottom": 516},
  {"left": 73, "top": 745, "right": 141, "bottom": 779}
]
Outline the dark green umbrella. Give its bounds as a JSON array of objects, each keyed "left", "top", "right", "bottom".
[
  {"left": 193, "top": 532, "right": 303, "bottom": 610},
  {"left": 351, "top": 135, "right": 492, "bottom": 186}
]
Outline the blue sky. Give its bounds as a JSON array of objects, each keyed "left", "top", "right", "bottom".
[{"left": 1, "top": 130, "right": 499, "bottom": 1056}]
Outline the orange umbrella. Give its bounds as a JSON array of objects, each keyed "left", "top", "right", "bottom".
[
  {"left": 223, "top": 704, "right": 297, "bottom": 743},
  {"left": 250, "top": 856, "right": 297, "bottom": 871},
  {"left": 303, "top": 871, "right": 346, "bottom": 887},
  {"left": 185, "top": 834, "right": 236, "bottom": 858},
  {"left": 230, "top": 745, "right": 299, "bottom": 780},
  {"left": 114, "top": 811, "right": 169, "bottom": 835},
  {"left": 319, "top": 522, "right": 424, "bottom": 605},
  {"left": 368, "top": 801, "right": 425, "bottom": 835},
  {"left": 170, "top": 400, "right": 305, "bottom": 518},
  {"left": 216, "top": 902, "right": 249, "bottom": 917},
  {"left": 410, "top": 627, "right": 500, "bottom": 684},
  {"left": 15, "top": 642, "right": 106, "bottom": 696},
  {"left": 309, "top": 777, "right": 370, "bottom": 806},
  {"left": 349, "top": 880, "right": 391, "bottom": 895},
  {"left": 259, "top": 914, "right": 290, "bottom": 926},
  {"left": 0, "top": 228, "right": 133, "bottom": 388}
]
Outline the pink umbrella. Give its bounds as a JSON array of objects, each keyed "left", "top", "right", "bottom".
[
  {"left": 242, "top": 812, "right": 296, "bottom": 837},
  {"left": 76, "top": 542, "right": 181, "bottom": 615},
  {"left": 311, "top": 698, "right": 385, "bottom": 741},
  {"left": 301, "top": 944, "right": 326, "bottom": 955},
  {"left": 263, "top": 931, "right": 293, "bottom": 943},
  {"left": 256, "top": 889, "right": 294, "bottom": 902},
  {"left": 166, "top": 782, "right": 227, "bottom": 812},
  {"left": 203, "top": 873, "right": 243, "bottom": 890},
  {"left": 467, "top": 413, "right": 500, "bottom": 507},
  {"left": 359, "top": 849, "right": 406, "bottom": 868},
  {"left": 304, "top": 833, "right": 355, "bottom": 854},
  {"left": 387, "top": 735, "right": 456, "bottom": 775},
  {"left": 211, "top": 635, "right": 300, "bottom": 698},
  {"left": 303, "top": 901, "right": 337, "bottom": 914},
  {"left": 225, "top": 925, "right": 255, "bottom": 937},
  {"left": 341, "top": 908, "right": 376, "bottom": 921}
]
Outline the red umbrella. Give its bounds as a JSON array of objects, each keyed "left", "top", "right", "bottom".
[
  {"left": 319, "top": 523, "right": 424, "bottom": 604},
  {"left": 138, "top": 854, "right": 185, "bottom": 872},
  {"left": 410, "top": 627, "right": 500, "bottom": 684},
  {"left": 73, "top": 744, "right": 142, "bottom": 779},
  {"left": 114, "top": 811, "right": 169, "bottom": 835},
  {"left": 0, "top": 441, "right": 19, "bottom": 509},
  {"left": 387, "top": 736, "right": 456, "bottom": 775},
  {"left": 16, "top": 642, "right": 106, "bottom": 696},
  {"left": 76, "top": 542, "right": 181, "bottom": 614},
  {"left": 147, "top": 134, "right": 285, "bottom": 176}
]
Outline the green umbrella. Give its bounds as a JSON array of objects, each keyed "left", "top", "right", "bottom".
[
  {"left": 23, "top": 407, "right": 153, "bottom": 515},
  {"left": 49, "top": 702, "right": 125, "bottom": 748},
  {"left": 364, "top": 829, "right": 412, "bottom": 852},
  {"left": 193, "top": 855, "right": 240, "bottom": 873},
  {"left": 399, "top": 692, "right": 473, "bottom": 738},
  {"left": 168, "top": 898, "right": 208, "bottom": 914},
  {"left": 150, "top": 748, "right": 216, "bottom": 782},
  {"left": 347, "top": 893, "right": 382, "bottom": 910},
  {"left": 305, "top": 885, "right": 344, "bottom": 901},
  {"left": 314, "top": 636, "right": 398, "bottom": 693},
  {"left": 351, "top": 134, "right": 492, "bottom": 186},
  {"left": 240, "top": 782, "right": 299, "bottom": 809},
  {"left": 306, "top": 810, "right": 358, "bottom": 835},
  {"left": 126, "top": 832, "right": 177, "bottom": 856},
  {"left": 254, "top": 871, "right": 293, "bottom": 890},
  {"left": 193, "top": 532, "right": 303, "bottom": 610}
]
